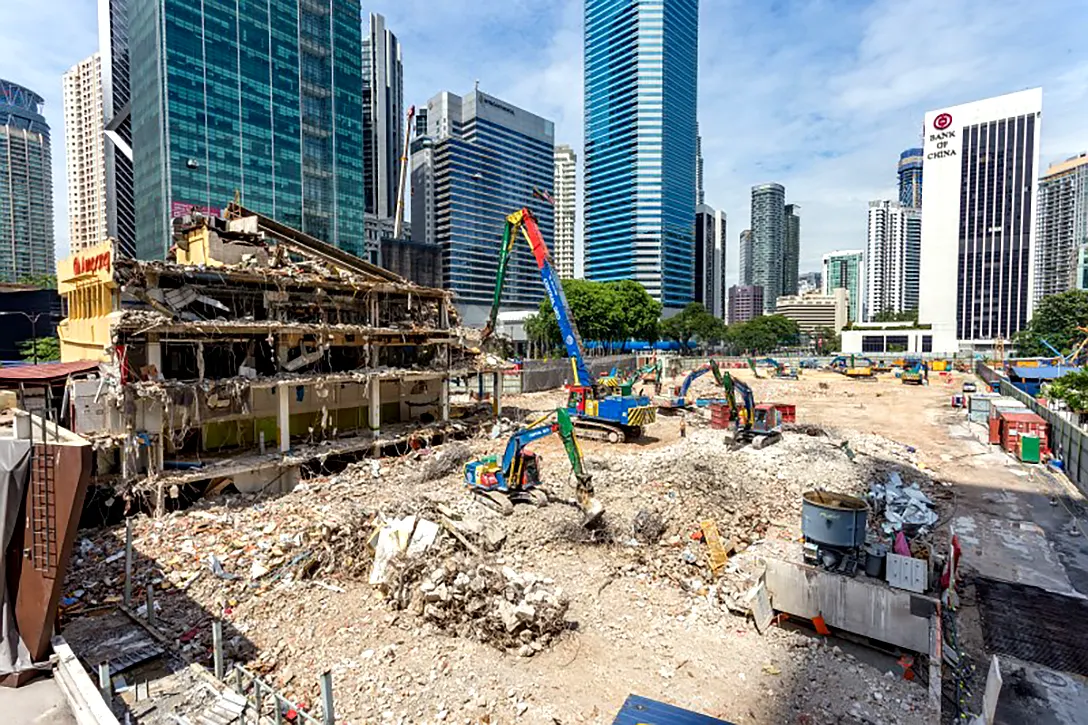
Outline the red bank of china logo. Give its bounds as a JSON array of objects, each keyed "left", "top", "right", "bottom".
[{"left": 934, "top": 113, "right": 953, "bottom": 130}]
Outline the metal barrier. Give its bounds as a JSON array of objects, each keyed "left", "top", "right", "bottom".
[{"left": 976, "top": 361, "right": 1088, "bottom": 497}]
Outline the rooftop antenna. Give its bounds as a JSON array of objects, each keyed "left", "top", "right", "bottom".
[{"left": 475, "top": 79, "right": 480, "bottom": 94}]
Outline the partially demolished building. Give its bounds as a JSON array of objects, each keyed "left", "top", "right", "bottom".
[{"left": 57, "top": 204, "right": 458, "bottom": 501}]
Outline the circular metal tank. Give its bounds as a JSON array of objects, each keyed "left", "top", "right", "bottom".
[{"left": 802, "top": 490, "right": 868, "bottom": 549}]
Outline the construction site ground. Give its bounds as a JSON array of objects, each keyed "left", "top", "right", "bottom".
[{"left": 61, "top": 367, "right": 1088, "bottom": 724}]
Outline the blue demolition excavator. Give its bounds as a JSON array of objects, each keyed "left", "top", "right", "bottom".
[{"left": 463, "top": 408, "right": 604, "bottom": 527}]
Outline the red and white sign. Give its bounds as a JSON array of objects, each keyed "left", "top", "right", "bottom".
[
  {"left": 73, "top": 249, "right": 111, "bottom": 276},
  {"left": 934, "top": 113, "right": 953, "bottom": 130}
]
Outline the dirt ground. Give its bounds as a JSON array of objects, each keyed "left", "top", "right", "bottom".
[{"left": 65, "top": 366, "right": 1039, "bottom": 725}]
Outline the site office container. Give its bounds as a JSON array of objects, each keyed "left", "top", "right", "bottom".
[
  {"left": 998, "top": 411, "right": 1049, "bottom": 457},
  {"left": 987, "top": 401, "right": 1028, "bottom": 444}
]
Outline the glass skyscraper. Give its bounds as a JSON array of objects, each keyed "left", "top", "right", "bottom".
[
  {"left": 898, "top": 148, "right": 923, "bottom": 208},
  {"left": 584, "top": 0, "right": 699, "bottom": 309},
  {"left": 0, "top": 79, "right": 54, "bottom": 282},
  {"left": 750, "top": 183, "right": 786, "bottom": 313},
  {"left": 130, "top": 0, "right": 365, "bottom": 260},
  {"left": 411, "top": 90, "right": 554, "bottom": 324}
]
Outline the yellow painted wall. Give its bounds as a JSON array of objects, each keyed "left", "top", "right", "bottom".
[{"left": 56, "top": 241, "right": 118, "bottom": 363}]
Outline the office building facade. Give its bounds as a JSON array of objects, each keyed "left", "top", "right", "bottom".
[
  {"left": 584, "top": 0, "right": 699, "bottom": 309},
  {"left": 865, "top": 200, "right": 921, "bottom": 321},
  {"left": 728, "top": 285, "right": 763, "bottom": 325},
  {"left": 750, "top": 183, "right": 786, "bottom": 313},
  {"left": 554, "top": 144, "right": 577, "bottom": 279},
  {"left": 898, "top": 147, "right": 923, "bottom": 208},
  {"left": 739, "top": 229, "right": 753, "bottom": 285},
  {"left": 1035, "top": 153, "right": 1088, "bottom": 300},
  {"left": 822, "top": 250, "right": 864, "bottom": 323},
  {"left": 412, "top": 89, "right": 554, "bottom": 323},
  {"left": 98, "top": 0, "right": 136, "bottom": 257},
  {"left": 918, "top": 88, "right": 1042, "bottom": 345},
  {"left": 129, "top": 0, "right": 366, "bottom": 260},
  {"left": 63, "top": 54, "right": 109, "bottom": 252},
  {"left": 694, "top": 205, "right": 726, "bottom": 318},
  {"left": 362, "top": 13, "right": 403, "bottom": 225},
  {"left": 775, "top": 289, "right": 849, "bottom": 334},
  {"left": 696, "top": 127, "right": 704, "bottom": 205},
  {"left": 0, "top": 79, "right": 54, "bottom": 283},
  {"left": 782, "top": 203, "right": 800, "bottom": 296}
]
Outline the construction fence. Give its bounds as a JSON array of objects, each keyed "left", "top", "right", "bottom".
[{"left": 976, "top": 361, "right": 1088, "bottom": 497}]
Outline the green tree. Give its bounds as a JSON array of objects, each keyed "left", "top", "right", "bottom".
[
  {"left": 18, "top": 337, "right": 60, "bottom": 363},
  {"left": 660, "top": 303, "right": 724, "bottom": 349},
  {"left": 1014, "top": 290, "right": 1088, "bottom": 358},
  {"left": 524, "top": 279, "right": 662, "bottom": 353},
  {"left": 872, "top": 308, "right": 918, "bottom": 323},
  {"left": 17, "top": 274, "right": 57, "bottom": 289},
  {"left": 814, "top": 326, "right": 841, "bottom": 354},
  {"left": 724, "top": 315, "right": 801, "bottom": 354},
  {"left": 1044, "top": 369, "right": 1088, "bottom": 412}
]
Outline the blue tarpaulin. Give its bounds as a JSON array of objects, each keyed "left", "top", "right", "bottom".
[{"left": 612, "top": 695, "right": 735, "bottom": 725}]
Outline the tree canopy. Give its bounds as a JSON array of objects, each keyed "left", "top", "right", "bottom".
[
  {"left": 723, "top": 315, "right": 801, "bottom": 354},
  {"left": 19, "top": 337, "right": 60, "bottom": 363},
  {"left": 524, "top": 279, "right": 662, "bottom": 350},
  {"left": 660, "top": 303, "right": 725, "bottom": 348},
  {"left": 1044, "top": 368, "right": 1088, "bottom": 412},
  {"left": 1014, "top": 290, "right": 1088, "bottom": 358}
]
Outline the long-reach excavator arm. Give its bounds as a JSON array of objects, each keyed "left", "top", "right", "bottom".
[{"left": 482, "top": 209, "right": 592, "bottom": 387}]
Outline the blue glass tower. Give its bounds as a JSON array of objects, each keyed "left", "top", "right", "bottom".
[
  {"left": 898, "top": 148, "right": 923, "bottom": 208},
  {"left": 130, "top": 0, "right": 365, "bottom": 260},
  {"left": 0, "top": 80, "right": 54, "bottom": 282},
  {"left": 584, "top": 0, "right": 699, "bottom": 309},
  {"left": 413, "top": 90, "right": 554, "bottom": 324}
]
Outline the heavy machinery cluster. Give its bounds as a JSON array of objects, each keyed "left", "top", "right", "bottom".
[{"left": 472, "top": 206, "right": 791, "bottom": 528}]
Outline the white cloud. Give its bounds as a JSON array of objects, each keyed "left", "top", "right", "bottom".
[{"left": 8, "top": 0, "right": 1087, "bottom": 279}]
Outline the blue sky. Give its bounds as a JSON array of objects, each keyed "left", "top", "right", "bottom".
[{"left": 6, "top": 0, "right": 1088, "bottom": 284}]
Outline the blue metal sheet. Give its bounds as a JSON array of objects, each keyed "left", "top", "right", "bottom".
[{"left": 611, "top": 695, "right": 734, "bottom": 725}]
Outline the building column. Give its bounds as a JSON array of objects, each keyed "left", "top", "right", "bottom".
[
  {"left": 277, "top": 382, "right": 290, "bottom": 453},
  {"left": 369, "top": 376, "right": 382, "bottom": 436},
  {"left": 147, "top": 334, "right": 162, "bottom": 375},
  {"left": 441, "top": 377, "right": 450, "bottom": 422}
]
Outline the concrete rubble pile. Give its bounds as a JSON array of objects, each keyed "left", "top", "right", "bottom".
[{"left": 410, "top": 555, "right": 570, "bottom": 657}]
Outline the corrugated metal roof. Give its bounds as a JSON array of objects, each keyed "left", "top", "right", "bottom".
[{"left": 0, "top": 360, "right": 98, "bottom": 384}]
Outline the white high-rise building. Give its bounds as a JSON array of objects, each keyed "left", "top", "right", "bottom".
[
  {"left": 553, "top": 144, "right": 576, "bottom": 279},
  {"left": 865, "top": 200, "right": 921, "bottom": 321},
  {"left": 62, "top": 53, "right": 108, "bottom": 252},
  {"left": 1035, "top": 154, "right": 1088, "bottom": 300},
  {"left": 918, "top": 88, "right": 1042, "bottom": 347}
]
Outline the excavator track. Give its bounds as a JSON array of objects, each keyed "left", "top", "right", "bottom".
[
  {"left": 572, "top": 418, "right": 630, "bottom": 444},
  {"left": 473, "top": 490, "right": 514, "bottom": 516}
]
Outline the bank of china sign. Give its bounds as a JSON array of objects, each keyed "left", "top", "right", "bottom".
[{"left": 927, "top": 113, "right": 956, "bottom": 161}]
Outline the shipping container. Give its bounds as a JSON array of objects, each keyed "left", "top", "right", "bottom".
[{"left": 999, "top": 411, "right": 1048, "bottom": 457}]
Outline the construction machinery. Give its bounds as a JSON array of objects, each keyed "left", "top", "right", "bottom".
[
  {"left": 901, "top": 360, "right": 924, "bottom": 385},
  {"left": 481, "top": 208, "right": 656, "bottom": 442},
  {"left": 828, "top": 355, "right": 875, "bottom": 379},
  {"left": 657, "top": 363, "right": 712, "bottom": 410},
  {"left": 751, "top": 356, "right": 799, "bottom": 379},
  {"left": 463, "top": 408, "right": 604, "bottom": 526},
  {"left": 711, "top": 359, "right": 783, "bottom": 449}
]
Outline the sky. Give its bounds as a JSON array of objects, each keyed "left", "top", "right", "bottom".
[{"left": 5, "top": 0, "right": 1088, "bottom": 285}]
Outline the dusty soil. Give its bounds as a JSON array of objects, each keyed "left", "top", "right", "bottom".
[{"left": 65, "top": 366, "right": 1007, "bottom": 725}]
